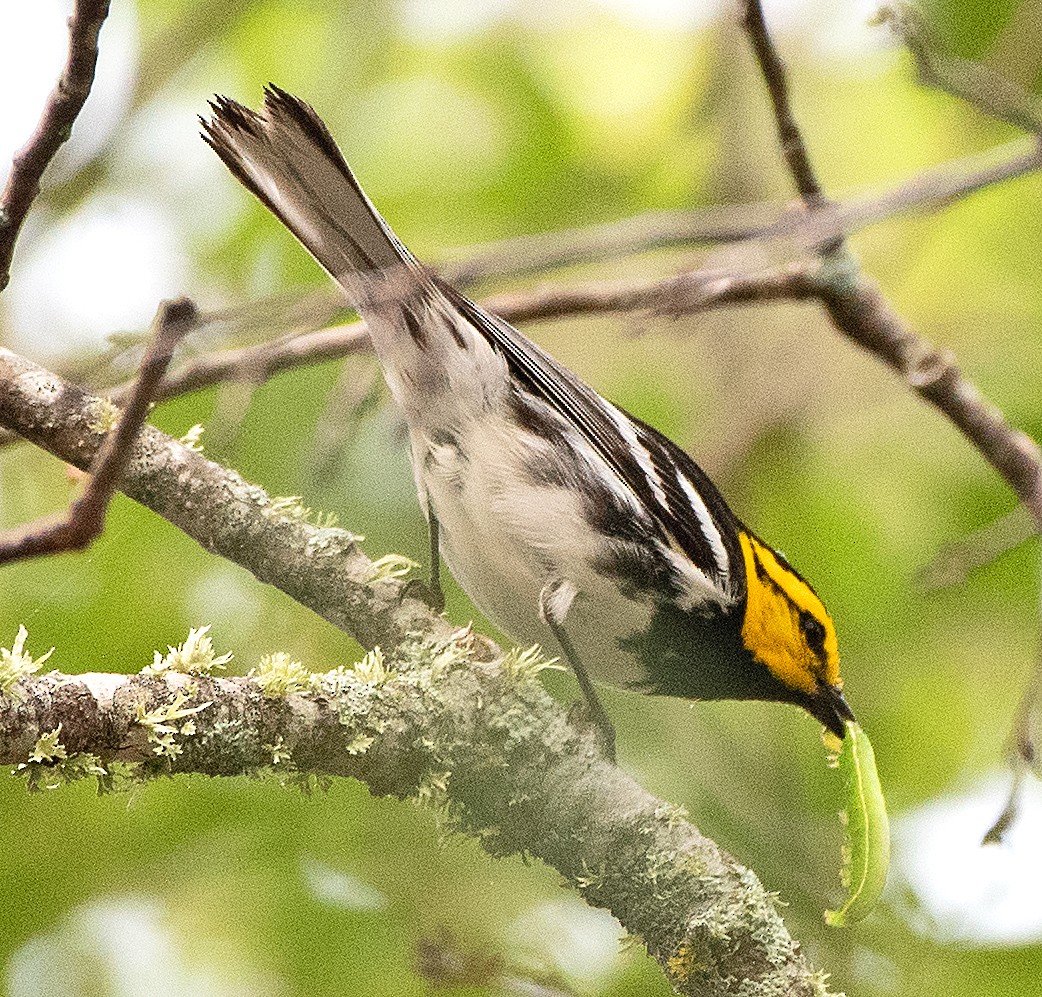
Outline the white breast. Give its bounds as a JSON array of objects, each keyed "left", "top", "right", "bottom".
[{"left": 411, "top": 410, "right": 658, "bottom": 689}]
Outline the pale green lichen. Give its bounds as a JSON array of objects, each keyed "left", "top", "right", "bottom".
[
  {"left": 500, "top": 644, "right": 563, "bottom": 682},
  {"left": 366, "top": 553, "right": 418, "bottom": 583},
  {"left": 134, "top": 692, "right": 212, "bottom": 758},
  {"left": 398, "top": 633, "right": 470, "bottom": 686},
  {"left": 416, "top": 769, "right": 452, "bottom": 807},
  {"left": 178, "top": 423, "right": 206, "bottom": 452},
  {"left": 28, "top": 725, "right": 67, "bottom": 764},
  {"left": 14, "top": 725, "right": 110, "bottom": 793},
  {"left": 352, "top": 647, "right": 388, "bottom": 686},
  {"left": 345, "top": 734, "right": 375, "bottom": 756},
  {"left": 573, "top": 859, "right": 607, "bottom": 892},
  {"left": 653, "top": 803, "right": 691, "bottom": 829},
  {"left": 87, "top": 397, "right": 121, "bottom": 434},
  {"left": 263, "top": 735, "right": 293, "bottom": 766},
  {"left": 251, "top": 652, "right": 312, "bottom": 698},
  {"left": 142, "top": 625, "right": 232, "bottom": 677},
  {"left": 0, "top": 625, "right": 54, "bottom": 694},
  {"left": 263, "top": 495, "right": 339, "bottom": 529}
]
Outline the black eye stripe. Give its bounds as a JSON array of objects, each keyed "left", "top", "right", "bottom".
[{"left": 799, "top": 610, "right": 827, "bottom": 655}]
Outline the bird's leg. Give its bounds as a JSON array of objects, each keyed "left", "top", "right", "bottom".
[
  {"left": 408, "top": 499, "right": 446, "bottom": 612},
  {"left": 426, "top": 499, "right": 445, "bottom": 610},
  {"left": 539, "top": 579, "right": 617, "bottom": 762}
]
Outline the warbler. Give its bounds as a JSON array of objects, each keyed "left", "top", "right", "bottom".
[{"left": 203, "top": 86, "right": 853, "bottom": 758}]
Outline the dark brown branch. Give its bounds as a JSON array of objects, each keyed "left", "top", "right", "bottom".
[
  {"left": 741, "top": 0, "right": 1042, "bottom": 835},
  {"left": 742, "top": 0, "right": 828, "bottom": 208},
  {"left": 0, "top": 298, "right": 196, "bottom": 565},
  {"left": 0, "top": 0, "right": 112, "bottom": 293},
  {"left": 739, "top": 0, "right": 1042, "bottom": 523},
  {"left": 815, "top": 270, "right": 1042, "bottom": 528}
]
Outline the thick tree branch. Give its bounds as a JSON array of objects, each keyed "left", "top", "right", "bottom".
[
  {"left": 0, "top": 659, "right": 827, "bottom": 996},
  {"left": 0, "top": 0, "right": 112, "bottom": 292}
]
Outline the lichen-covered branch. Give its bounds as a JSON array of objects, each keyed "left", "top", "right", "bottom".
[{"left": 0, "top": 646, "right": 827, "bottom": 997}]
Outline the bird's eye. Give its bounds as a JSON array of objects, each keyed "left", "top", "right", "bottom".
[{"left": 799, "top": 611, "right": 827, "bottom": 656}]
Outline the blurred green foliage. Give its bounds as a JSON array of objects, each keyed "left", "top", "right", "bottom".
[{"left": 2, "top": 1, "right": 1042, "bottom": 995}]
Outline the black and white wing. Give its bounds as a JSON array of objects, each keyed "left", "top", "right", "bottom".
[{"left": 441, "top": 283, "right": 747, "bottom": 602}]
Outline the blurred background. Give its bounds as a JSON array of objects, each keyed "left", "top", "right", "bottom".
[{"left": 2, "top": 1, "right": 1042, "bottom": 994}]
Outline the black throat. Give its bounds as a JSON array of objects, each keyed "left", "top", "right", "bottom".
[{"left": 620, "top": 600, "right": 800, "bottom": 707}]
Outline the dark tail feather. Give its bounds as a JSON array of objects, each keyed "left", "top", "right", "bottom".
[{"left": 201, "top": 85, "right": 413, "bottom": 282}]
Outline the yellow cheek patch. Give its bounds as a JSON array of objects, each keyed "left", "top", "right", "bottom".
[{"left": 739, "top": 532, "right": 840, "bottom": 695}]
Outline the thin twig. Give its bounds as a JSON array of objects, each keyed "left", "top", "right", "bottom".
[
  {"left": 0, "top": 0, "right": 112, "bottom": 293},
  {"left": 917, "top": 506, "right": 1032, "bottom": 591},
  {"left": 0, "top": 298, "right": 196, "bottom": 565},
  {"left": 984, "top": 565, "right": 1042, "bottom": 844},
  {"left": 440, "top": 203, "right": 777, "bottom": 284},
  {"left": 777, "top": 136, "right": 1042, "bottom": 255},
  {"left": 742, "top": 0, "right": 829, "bottom": 209},
  {"left": 103, "top": 100, "right": 1042, "bottom": 413},
  {"left": 0, "top": 123, "right": 1030, "bottom": 445},
  {"left": 90, "top": 264, "right": 816, "bottom": 408}
]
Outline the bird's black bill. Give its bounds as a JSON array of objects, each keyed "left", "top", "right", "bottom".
[{"left": 809, "top": 685, "right": 855, "bottom": 738}]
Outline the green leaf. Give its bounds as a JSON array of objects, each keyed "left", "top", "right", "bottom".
[{"left": 824, "top": 720, "right": 890, "bottom": 927}]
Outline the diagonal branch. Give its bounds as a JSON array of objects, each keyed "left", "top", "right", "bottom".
[
  {"left": 91, "top": 129, "right": 1042, "bottom": 411},
  {"left": 741, "top": 0, "right": 1042, "bottom": 526},
  {"left": 0, "top": 298, "right": 196, "bottom": 565},
  {"left": 0, "top": 347, "right": 444, "bottom": 651},
  {"left": 0, "top": 0, "right": 112, "bottom": 293},
  {"left": 815, "top": 267, "right": 1042, "bottom": 528}
]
